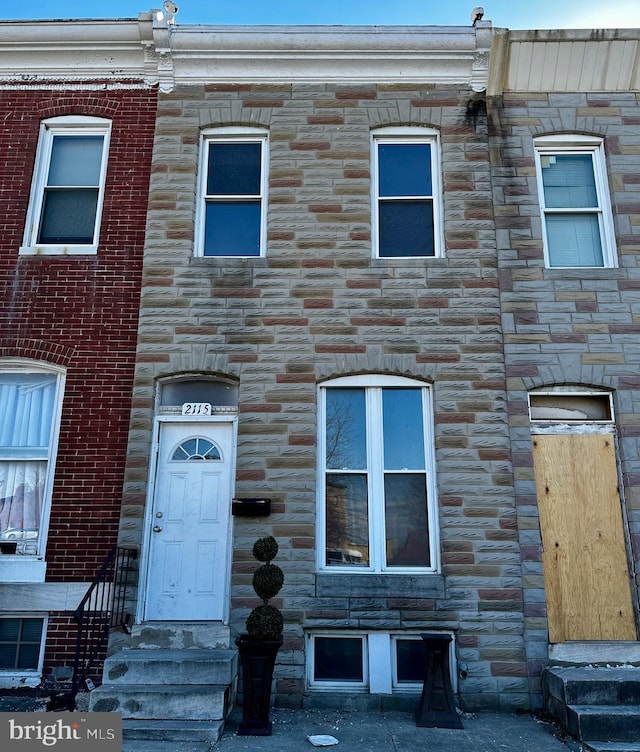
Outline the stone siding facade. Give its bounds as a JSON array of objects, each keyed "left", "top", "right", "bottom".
[{"left": 121, "top": 80, "right": 531, "bottom": 711}]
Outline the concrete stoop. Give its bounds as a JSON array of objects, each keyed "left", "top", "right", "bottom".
[
  {"left": 542, "top": 666, "right": 640, "bottom": 752},
  {"left": 89, "top": 622, "right": 238, "bottom": 749}
]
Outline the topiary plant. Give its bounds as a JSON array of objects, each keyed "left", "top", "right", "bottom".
[{"left": 246, "top": 536, "right": 284, "bottom": 641}]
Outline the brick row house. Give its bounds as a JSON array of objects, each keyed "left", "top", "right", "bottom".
[
  {"left": 0, "top": 9, "right": 639, "bottom": 735},
  {"left": 0, "top": 15, "right": 158, "bottom": 690}
]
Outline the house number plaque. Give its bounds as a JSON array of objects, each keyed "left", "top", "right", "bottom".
[{"left": 181, "top": 402, "right": 212, "bottom": 416}]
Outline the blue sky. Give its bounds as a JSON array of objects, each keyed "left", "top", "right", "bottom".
[{"left": 2, "top": 0, "right": 640, "bottom": 29}]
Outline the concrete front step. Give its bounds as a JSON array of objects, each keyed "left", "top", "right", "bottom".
[
  {"left": 123, "top": 719, "right": 224, "bottom": 744},
  {"left": 123, "top": 740, "right": 213, "bottom": 752},
  {"left": 103, "top": 648, "right": 237, "bottom": 686},
  {"left": 566, "top": 705, "right": 640, "bottom": 743},
  {"left": 582, "top": 743, "right": 640, "bottom": 752},
  {"left": 544, "top": 667, "right": 640, "bottom": 706},
  {"left": 90, "top": 683, "right": 232, "bottom": 721},
  {"left": 130, "top": 622, "right": 230, "bottom": 650}
]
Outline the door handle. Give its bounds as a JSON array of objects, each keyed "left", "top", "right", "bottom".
[{"left": 153, "top": 526, "right": 162, "bottom": 533}]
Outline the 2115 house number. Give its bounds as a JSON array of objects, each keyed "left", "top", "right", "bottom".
[{"left": 181, "top": 402, "right": 212, "bottom": 416}]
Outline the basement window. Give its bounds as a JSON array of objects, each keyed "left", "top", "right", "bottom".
[{"left": 0, "top": 618, "right": 43, "bottom": 670}]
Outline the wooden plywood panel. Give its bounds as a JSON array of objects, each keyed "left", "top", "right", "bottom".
[{"left": 533, "top": 433, "right": 636, "bottom": 643}]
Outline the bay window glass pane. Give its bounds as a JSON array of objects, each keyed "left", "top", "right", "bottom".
[
  {"left": 0, "top": 374, "right": 56, "bottom": 452},
  {"left": 48, "top": 136, "right": 103, "bottom": 186},
  {"left": 203, "top": 202, "right": 261, "bottom": 256},
  {"left": 325, "top": 474, "right": 369, "bottom": 566},
  {"left": 379, "top": 200, "right": 434, "bottom": 257},
  {"left": 325, "top": 388, "right": 366, "bottom": 470},
  {"left": 382, "top": 389, "right": 425, "bottom": 470},
  {"left": 384, "top": 473, "right": 429, "bottom": 567},
  {"left": 39, "top": 189, "right": 99, "bottom": 244},
  {"left": 314, "top": 636, "right": 363, "bottom": 682},
  {"left": 396, "top": 639, "right": 426, "bottom": 683},
  {"left": 0, "top": 374, "right": 54, "bottom": 554},
  {"left": 207, "top": 142, "right": 261, "bottom": 196},
  {"left": 541, "top": 154, "right": 597, "bottom": 208},
  {"left": 546, "top": 213, "right": 603, "bottom": 267},
  {"left": 378, "top": 143, "right": 432, "bottom": 197},
  {"left": 0, "top": 461, "right": 45, "bottom": 552}
]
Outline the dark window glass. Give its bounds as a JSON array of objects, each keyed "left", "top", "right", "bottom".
[
  {"left": 384, "top": 473, "right": 429, "bottom": 567},
  {"left": 207, "top": 143, "right": 261, "bottom": 196},
  {"left": 396, "top": 639, "right": 426, "bottom": 683},
  {"left": 379, "top": 200, "right": 434, "bottom": 257},
  {"left": 325, "top": 474, "right": 369, "bottom": 567},
  {"left": 203, "top": 202, "right": 261, "bottom": 257},
  {"left": 314, "top": 636, "right": 364, "bottom": 682},
  {"left": 378, "top": 144, "right": 432, "bottom": 197},
  {"left": 0, "top": 619, "right": 43, "bottom": 670},
  {"left": 39, "top": 189, "right": 99, "bottom": 244}
]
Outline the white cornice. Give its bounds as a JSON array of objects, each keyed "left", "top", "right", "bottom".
[
  {"left": 0, "top": 13, "right": 157, "bottom": 86},
  {"left": 0, "top": 13, "right": 492, "bottom": 93},
  {"left": 154, "top": 21, "right": 493, "bottom": 92}
]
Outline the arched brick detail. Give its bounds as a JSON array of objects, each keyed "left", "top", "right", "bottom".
[
  {"left": 0, "top": 338, "right": 75, "bottom": 367},
  {"left": 36, "top": 97, "right": 120, "bottom": 120}
]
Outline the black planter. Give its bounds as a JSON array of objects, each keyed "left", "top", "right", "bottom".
[{"left": 235, "top": 634, "right": 283, "bottom": 736}]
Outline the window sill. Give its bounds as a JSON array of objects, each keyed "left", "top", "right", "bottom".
[
  {"left": 371, "top": 255, "right": 446, "bottom": 266},
  {"left": 544, "top": 266, "right": 622, "bottom": 277},
  {"left": 0, "top": 671, "right": 41, "bottom": 689},
  {"left": 0, "top": 558, "right": 46, "bottom": 583},
  {"left": 315, "top": 572, "right": 444, "bottom": 598},
  {"left": 19, "top": 245, "right": 98, "bottom": 256}
]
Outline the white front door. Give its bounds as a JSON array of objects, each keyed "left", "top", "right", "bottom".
[{"left": 144, "top": 421, "right": 234, "bottom": 621}]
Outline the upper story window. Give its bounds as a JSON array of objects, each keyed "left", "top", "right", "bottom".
[
  {"left": 0, "top": 364, "right": 65, "bottom": 563},
  {"left": 372, "top": 127, "right": 443, "bottom": 259},
  {"left": 534, "top": 135, "right": 617, "bottom": 268},
  {"left": 318, "top": 375, "right": 439, "bottom": 574},
  {"left": 196, "top": 127, "right": 268, "bottom": 257},
  {"left": 21, "top": 116, "right": 111, "bottom": 256}
]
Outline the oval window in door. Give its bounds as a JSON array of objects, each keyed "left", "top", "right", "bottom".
[{"left": 171, "top": 437, "right": 221, "bottom": 461}]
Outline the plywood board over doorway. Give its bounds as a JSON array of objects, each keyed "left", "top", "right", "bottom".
[{"left": 532, "top": 432, "right": 637, "bottom": 643}]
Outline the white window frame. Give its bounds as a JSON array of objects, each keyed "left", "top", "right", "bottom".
[
  {"left": 306, "top": 630, "right": 457, "bottom": 694},
  {"left": 20, "top": 116, "right": 111, "bottom": 256},
  {"left": 317, "top": 375, "right": 439, "bottom": 574},
  {"left": 0, "top": 361, "right": 66, "bottom": 583},
  {"left": 0, "top": 614, "right": 47, "bottom": 689},
  {"left": 372, "top": 126, "right": 443, "bottom": 259},
  {"left": 195, "top": 126, "right": 269, "bottom": 258},
  {"left": 307, "top": 632, "right": 369, "bottom": 691},
  {"left": 533, "top": 135, "right": 617, "bottom": 269}
]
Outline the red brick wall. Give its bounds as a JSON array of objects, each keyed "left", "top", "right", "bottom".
[{"left": 0, "top": 86, "right": 158, "bottom": 583}]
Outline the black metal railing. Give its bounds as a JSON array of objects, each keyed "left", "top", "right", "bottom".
[{"left": 50, "top": 546, "right": 137, "bottom": 710}]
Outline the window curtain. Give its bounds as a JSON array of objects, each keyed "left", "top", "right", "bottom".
[{"left": 0, "top": 375, "right": 56, "bottom": 549}]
